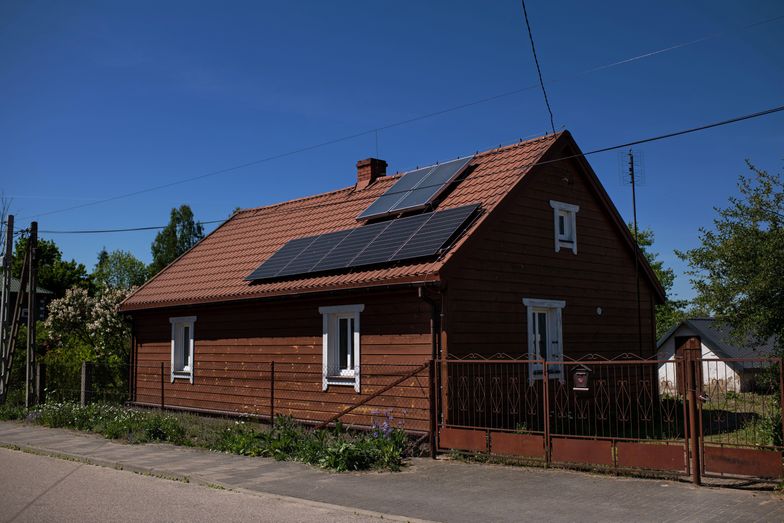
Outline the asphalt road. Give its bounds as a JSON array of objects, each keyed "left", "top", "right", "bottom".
[{"left": 0, "top": 448, "right": 407, "bottom": 523}]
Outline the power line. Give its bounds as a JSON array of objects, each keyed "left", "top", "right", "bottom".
[
  {"left": 35, "top": 221, "right": 223, "bottom": 234},
  {"left": 33, "top": 103, "right": 784, "bottom": 235},
  {"left": 520, "top": 0, "right": 556, "bottom": 134},
  {"left": 19, "top": 12, "right": 784, "bottom": 222}
]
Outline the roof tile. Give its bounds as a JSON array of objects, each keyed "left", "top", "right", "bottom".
[{"left": 121, "top": 134, "right": 558, "bottom": 311}]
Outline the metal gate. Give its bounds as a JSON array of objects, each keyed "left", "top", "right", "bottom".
[{"left": 435, "top": 352, "right": 783, "bottom": 483}]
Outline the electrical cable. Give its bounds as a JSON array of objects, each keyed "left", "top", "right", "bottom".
[
  {"left": 29, "top": 103, "right": 784, "bottom": 235},
  {"left": 19, "top": 12, "right": 784, "bottom": 221},
  {"left": 521, "top": 0, "right": 556, "bottom": 134}
]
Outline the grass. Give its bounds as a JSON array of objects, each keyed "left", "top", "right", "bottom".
[
  {"left": 700, "top": 392, "right": 782, "bottom": 447},
  {"left": 0, "top": 401, "right": 412, "bottom": 472}
]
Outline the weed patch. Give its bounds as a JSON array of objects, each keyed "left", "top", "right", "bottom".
[
  {"left": 9, "top": 401, "right": 410, "bottom": 471},
  {"left": 212, "top": 416, "right": 410, "bottom": 471}
]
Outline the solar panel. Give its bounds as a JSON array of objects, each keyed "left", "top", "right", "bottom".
[
  {"left": 350, "top": 213, "right": 430, "bottom": 267},
  {"left": 388, "top": 157, "right": 472, "bottom": 214},
  {"left": 356, "top": 156, "right": 473, "bottom": 221},
  {"left": 390, "top": 204, "right": 478, "bottom": 261},
  {"left": 311, "top": 220, "right": 391, "bottom": 272},
  {"left": 246, "top": 204, "right": 479, "bottom": 282},
  {"left": 275, "top": 229, "right": 353, "bottom": 277},
  {"left": 356, "top": 166, "right": 432, "bottom": 221},
  {"left": 244, "top": 236, "right": 316, "bottom": 281}
]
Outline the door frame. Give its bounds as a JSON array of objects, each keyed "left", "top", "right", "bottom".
[{"left": 523, "top": 298, "right": 565, "bottom": 381}]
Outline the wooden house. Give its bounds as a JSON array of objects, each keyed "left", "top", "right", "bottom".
[{"left": 120, "top": 132, "right": 664, "bottom": 431}]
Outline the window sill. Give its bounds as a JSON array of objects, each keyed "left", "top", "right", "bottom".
[
  {"left": 325, "top": 376, "right": 356, "bottom": 387},
  {"left": 555, "top": 242, "right": 577, "bottom": 254},
  {"left": 172, "top": 371, "right": 192, "bottom": 381}
]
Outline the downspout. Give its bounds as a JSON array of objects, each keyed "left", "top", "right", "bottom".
[
  {"left": 417, "top": 287, "right": 440, "bottom": 360},
  {"left": 418, "top": 285, "right": 442, "bottom": 458},
  {"left": 128, "top": 316, "right": 136, "bottom": 403}
]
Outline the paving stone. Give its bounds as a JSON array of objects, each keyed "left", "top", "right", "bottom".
[{"left": 1, "top": 421, "right": 782, "bottom": 523}]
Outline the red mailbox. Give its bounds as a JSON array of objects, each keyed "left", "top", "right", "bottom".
[{"left": 572, "top": 365, "right": 591, "bottom": 391}]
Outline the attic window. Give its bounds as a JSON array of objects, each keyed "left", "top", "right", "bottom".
[{"left": 549, "top": 201, "right": 579, "bottom": 254}]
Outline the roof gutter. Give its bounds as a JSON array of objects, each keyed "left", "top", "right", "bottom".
[{"left": 120, "top": 278, "right": 442, "bottom": 315}]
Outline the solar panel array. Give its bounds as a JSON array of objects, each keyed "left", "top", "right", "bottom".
[
  {"left": 356, "top": 156, "right": 473, "bottom": 221},
  {"left": 246, "top": 204, "right": 479, "bottom": 282}
]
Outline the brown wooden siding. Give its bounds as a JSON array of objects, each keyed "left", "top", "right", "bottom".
[
  {"left": 443, "top": 151, "right": 658, "bottom": 359},
  {"left": 132, "top": 289, "right": 433, "bottom": 432}
]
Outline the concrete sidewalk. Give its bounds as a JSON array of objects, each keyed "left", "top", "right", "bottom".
[{"left": 1, "top": 421, "right": 782, "bottom": 522}]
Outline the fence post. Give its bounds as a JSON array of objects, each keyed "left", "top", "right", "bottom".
[
  {"left": 270, "top": 361, "right": 275, "bottom": 426},
  {"left": 543, "top": 360, "right": 551, "bottom": 467},
  {"left": 685, "top": 347, "right": 702, "bottom": 486},
  {"left": 160, "top": 362, "right": 165, "bottom": 410},
  {"left": 36, "top": 363, "right": 46, "bottom": 405},
  {"left": 779, "top": 358, "right": 783, "bottom": 446},
  {"left": 81, "top": 361, "right": 93, "bottom": 406},
  {"left": 428, "top": 360, "right": 437, "bottom": 458}
]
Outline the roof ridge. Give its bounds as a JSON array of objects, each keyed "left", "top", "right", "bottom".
[
  {"left": 233, "top": 133, "right": 559, "bottom": 218},
  {"left": 235, "top": 185, "right": 357, "bottom": 216},
  {"left": 473, "top": 132, "right": 561, "bottom": 159}
]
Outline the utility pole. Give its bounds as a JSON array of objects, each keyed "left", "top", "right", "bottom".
[
  {"left": 628, "top": 150, "right": 643, "bottom": 354},
  {"left": 0, "top": 214, "right": 13, "bottom": 396},
  {"left": 25, "top": 221, "right": 37, "bottom": 407}
]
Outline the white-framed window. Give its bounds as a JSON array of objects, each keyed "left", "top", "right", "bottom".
[
  {"left": 319, "top": 304, "right": 363, "bottom": 392},
  {"left": 549, "top": 200, "right": 579, "bottom": 254},
  {"left": 170, "top": 316, "right": 196, "bottom": 383},
  {"left": 523, "top": 298, "right": 565, "bottom": 381}
]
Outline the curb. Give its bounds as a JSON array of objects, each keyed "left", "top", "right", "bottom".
[{"left": 0, "top": 442, "right": 436, "bottom": 523}]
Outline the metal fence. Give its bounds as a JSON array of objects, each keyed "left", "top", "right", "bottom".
[
  {"left": 27, "top": 350, "right": 784, "bottom": 482},
  {"left": 436, "top": 352, "right": 784, "bottom": 482},
  {"left": 37, "top": 359, "right": 432, "bottom": 435}
]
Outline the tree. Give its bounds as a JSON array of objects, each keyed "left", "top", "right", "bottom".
[
  {"left": 629, "top": 225, "right": 687, "bottom": 339},
  {"left": 11, "top": 237, "right": 90, "bottom": 298},
  {"left": 149, "top": 205, "right": 204, "bottom": 275},
  {"left": 677, "top": 161, "right": 784, "bottom": 353},
  {"left": 93, "top": 248, "right": 148, "bottom": 290}
]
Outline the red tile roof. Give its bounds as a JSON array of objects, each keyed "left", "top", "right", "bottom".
[{"left": 120, "top": 134, "right": 560, "bottom": 311}]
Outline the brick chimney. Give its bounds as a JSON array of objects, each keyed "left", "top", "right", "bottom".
[{"left": 356, "top": 158, "right": 387, "bottom": 190}]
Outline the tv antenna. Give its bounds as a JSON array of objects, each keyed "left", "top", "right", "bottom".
[{"left": 621, "top": 149, "right": 644, "bottom": 353}]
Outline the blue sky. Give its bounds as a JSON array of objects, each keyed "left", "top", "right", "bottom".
[{"left": 1, "top": 0, "right": 782, "bottom": 301}]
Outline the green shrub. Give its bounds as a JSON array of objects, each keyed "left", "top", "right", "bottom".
[
  {"left": 0, "top": 403, "right": 26, "bottom": 421},
  {"left": 212, "top": 415, "right": 409, "bottom": 471},
  {"left": 143, "top": 414, "right": 186, "bottom": 444},
  {"left": 213, "top": 422, "right": 267, "bottom": 456},
  {"left": 759, "top": 412, "right": 783, "bottom": 447},
  {"left": 318, "top": 440, "right": 376, "bottom": 471}
]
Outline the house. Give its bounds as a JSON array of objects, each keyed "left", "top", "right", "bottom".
[
  {"left": 1, "top": 274, "right": 53, "bottom": 321},
  {"left": 656, "top": 318, "right": 777, "bottom": 393},
  {"left": 119, "top": 131, "right": 664, "bottom": 431}
]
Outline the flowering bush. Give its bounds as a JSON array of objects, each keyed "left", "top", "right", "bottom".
[{"left": 44, "top": 286, "right": 133, "bottom": 361}]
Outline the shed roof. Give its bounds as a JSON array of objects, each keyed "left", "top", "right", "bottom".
[
  {"left": 657, "top": 318, "right": 777, "bottom": 367},
  {"left": 121, "top": 131, "right": 664, "bottom": 312},
  {"left": 3, "top": 274, "right": 54, "bottom": 295}
]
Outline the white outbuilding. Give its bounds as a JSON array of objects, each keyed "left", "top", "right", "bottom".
[{"left": 656, "top": 318, "right": 776, "bottom": 394}]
